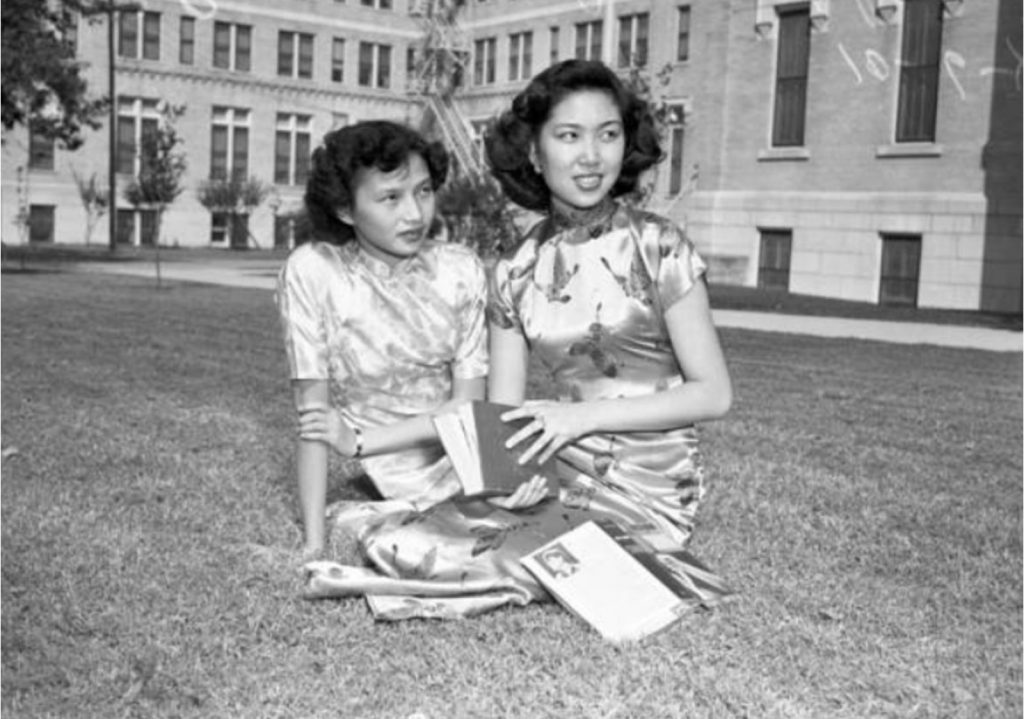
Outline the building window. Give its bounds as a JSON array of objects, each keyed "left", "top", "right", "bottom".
[
  {"left": 274, "top": 215, "right": 291, "bottom": 249},
  {"left": 210, "top": 106, "right": 250, "bottom": 180},
  {"left": 550, "top": 26, "right": 560, "bottom": 65},
  {"left": 357, "top": 42, "right": 392, "bottom": 88},
  {"left": 210, "top": 212, "right": 228, "bottom": 243},
  {"left": 758, "top": 229, "right": 792, "bottom": 291},
  {"left": 508, "top": 31, "right": 532, "bottom": 81},
  {"left": 28, "top": 126, "right": 55, "bottom": 170},
  {"left": 275, "top": 114, "right": 312, "bottom": 186},
  {"left": 119, "top": 11, "right": 160, "bottom": 60},
  {"left": 116, "top": 208, "right": 135, "bottom": 245},
  {"left": 473, "top": 37, "right": 496, "bottom": 85},
  {"left": 879, "top": 234, "right": 921, "bottom": 306},
  {"left": 772, "top": 4, "right": 810, "bottom": 148},
  {"left": 575, "top": 21, "right": 602, "bottom": 61},
  {"left": 213, "top": 22, "right": 251, "bottom": 71},
  {"left": 677, "top": 6, "right": 691, "bottom": 62},
  {"left": 618, "top": 13, "right": 648, "bottom": 68},
  {"left": 180, "top": 16, "right": 195, "bottom": 64},
  {"left": 332, "top": 37, "right": 346, "bottom": 82},
  {"left": 29, "top": 205, "right": 55, "bottom": 243},
  {"left": 407, "top": 45, "right": 416, "bottom": 85},
  {"left": 138, "top": 209, "right": 158, "bottom": 246},
  {"left": 361, "top": 0, "right": 392, "bottom": 7},
  {"left": 279, "top": 31, "right": 314, "bottom": 79},
  {"left": 896, "top": 0, "right": 943, "bottom": 143},
  {"left": 116, "top": 97, "right": 160, "bottom": 175},
  {"left": 666, "top": 104, "right": 685, "bottom": 195}
]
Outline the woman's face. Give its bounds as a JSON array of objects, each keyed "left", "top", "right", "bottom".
[
  {"left": 337, "top": 153, "right": 436, "bottom": 266},
  {"left": 531, "top": 89, "right": 625, "bottom": 211}
]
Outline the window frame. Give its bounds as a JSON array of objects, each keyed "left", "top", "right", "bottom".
[
  {"left": 210, "top": 106, "right": 251, "bottom": 181},
  {"left": 771, "top": 3, "right": 811, "bottom": 148},
  {"left": 574, "top": 20, "right": 602, "bottom": 61},
  {"left": 895, "top": 0, "right": 943, "bottom": 143},
  {"left": 179, "top": 16, "right": 195, "bottom": 65},
  {"left": 617, "top": 13, "right": 649, "bottom": 69},
  {"left": 677, "top": 6, "right": 691, "bottom": 62},
  {"left": 508, "top": 31, "right": 533, "bottom": 82},
  {"left": 757, "top": 228, "right": 793, "bottom": 291}
]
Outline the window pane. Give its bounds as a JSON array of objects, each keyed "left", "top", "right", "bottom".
[
  {"left": 233, "top": 127, "right": 249, "bottom": 179},
  {"left": 29, "top": 206, "right": 55, "bottom": 243},
  {"left": 669, "top": 126, "right": 684, "bottom": 195},
  {"left": 879, "top": 235, "right": 921, "bottom": 306},
  {"left": 575, "top": 23, "right": 587, "bottom": 59},
  {"left": 29, "top": 128, "right": 55, "bottom": 170},
  {"left": 378, "top": 44, "right": 391, "bottom": 88},
  {"left": 278, "top": 32, "right": 293, "bottom": 76},
  {"left": 295, "top": 133, "right": 311, "bottom": 186},
  {"left": 773, "top": 8, "right": 810, "bottom": 147},
  {"left": 523, "top": 32, "right": 532, "bottom": 77},
  {"left": 117, "top": 116, "right": 136, "bottom": 174},
  {"left": 618, "top": 17, "right": 631, "bottom": 68},
  {"left": 359, "top": 42, "right": 374, "bottom": 85},
  {"left": 758, "top": 230, "right": 792, "bottom": 291},
  {"left": 116, "top": 208, "right": 135, "bottom": 245},
  {"left": 180, "top": 17, "right": 195, "bottom": 64},
  {"left": 119, "top": 11, "right": 138, "bottom": 58},
  {"left": 139, "top": 210, "right": 158, "bottom": 246},
  {"left": 274, "top": 131, "right": 291, "bottom": 184},
  {"left": 213, "top": 22, "right": 230, "bottom": 68},
  {"left": 299, "top": 34, "right": 314, "bottom": 78},
  {"left": 591, "top": 21, "right": 602, "bottom": 60},
  {"left": 210, "top": 125, "right": 227, "bottom": 179},
  {"left": 677, "top": 7, "right": 690, "bottom": 62},
  {"left": 485, "top": 39, "right": 494, "bottom": 83},
  {"left": 332, "top": 38, "right": 345, "bottom": 82},
  {"left": 896, "top": 0, "right": 942, "bottom": 142},
  {"left": 635, "top": 14, "right": 648, "bottom": 67},
  {"left": 143, "top": 12, "right": 160, "bottom": 60},
  {"left": 236, "top": 26, "right": 251, "bottom": 71}
]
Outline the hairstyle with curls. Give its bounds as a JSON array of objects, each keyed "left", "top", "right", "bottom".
[
  {"left": 303, "top": 120, "right": 449, "bottom": 245},
  {"left": 484, "top": 59, "right": 663, "bottom": 212}
]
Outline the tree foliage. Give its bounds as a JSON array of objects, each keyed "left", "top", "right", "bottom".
[
  {"left": 123, "top": 104, "right": 187, "bottom": 212},
  {"left": 71, "top": 167, "right": 109, "bottom": 245},
  {"left": 1, "top": 0, "right": 108, "bottom": 149}
]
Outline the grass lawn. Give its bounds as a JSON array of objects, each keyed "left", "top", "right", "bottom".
[{"left": 2, "top": 271, "right": 1021, "bottom": 718}]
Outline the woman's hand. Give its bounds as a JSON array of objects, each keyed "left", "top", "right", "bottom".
[
  {"left": 502, "top": 400, "right": 594, "bottom": 465},
  {"left": 487, "top": 474, "right": 550, "bottom": 510},
  {"left": 298, "top": 406, "right": 358, "bottom": 458}
]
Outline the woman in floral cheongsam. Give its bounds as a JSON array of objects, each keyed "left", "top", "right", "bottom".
[
  {"left": 277, "top": 121, "right": 550, "bottom": 620},
  {"left": 485, "top": 59, "right": 733, "bottom": 551}
]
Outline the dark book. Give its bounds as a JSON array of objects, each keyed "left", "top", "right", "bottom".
[
  {"left": 432, "top": 401, "right": 558, "bottom": 498},
  {"left": 521, "top": 520, "right": 736, "bottom": 642}
]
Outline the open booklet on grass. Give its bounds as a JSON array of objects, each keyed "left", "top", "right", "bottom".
[
  {"left": 520, "top": 519, "right": 736, "bottom": 643},
  {"left": 432, "top": 401, "right": 559, "bottom": 498}
]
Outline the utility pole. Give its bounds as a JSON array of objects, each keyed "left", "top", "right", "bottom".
[{"left": 107, "top": 5, "right": 117, "bottom": 251}]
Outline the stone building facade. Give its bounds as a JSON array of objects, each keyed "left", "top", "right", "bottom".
[{"left": 2, "top": 0, "right": 1019, "bottom": 311}]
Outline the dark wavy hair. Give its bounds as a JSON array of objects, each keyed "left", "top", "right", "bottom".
[
  {"left": 303, "top": 120, "right": 449, "bottom": 244},
  {"left": 484, "top": 60, "right": 663, "bottom": 212}
]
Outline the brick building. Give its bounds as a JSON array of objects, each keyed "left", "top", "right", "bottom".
[{"left": 2, "top": 0, "right": 1019, "bottom": 311}]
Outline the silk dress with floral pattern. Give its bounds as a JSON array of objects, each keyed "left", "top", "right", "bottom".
[{"left": 488, "top": 200, "right": 710, "bottom": 550}]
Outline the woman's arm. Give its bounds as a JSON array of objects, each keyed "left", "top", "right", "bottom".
[
  {"left": 487, "top": 322, "right": 531, "bottom": 406},
  {"left": 503, "top": 280, "right": 733, "bottom": 465},
  {"left": 298, "top": 376, "right": 486, "bottom": 458},
  {"left": 292, "top": 380, "right": 331, "bottom": 553}
]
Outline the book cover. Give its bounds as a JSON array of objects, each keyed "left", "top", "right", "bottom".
[
  {"left": 520, "top": 520, "right": 735, "bottom": 642},
  {"left": 432, "top": 401, "right": 558, "bottom": 498}
]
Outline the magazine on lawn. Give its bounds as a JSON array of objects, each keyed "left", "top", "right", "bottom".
[
  {"left": 521, "top": 519, "right": 736, "bottom": 642},
  {"left": 432, "top": 401, "right": 559, "bottom": 498}
]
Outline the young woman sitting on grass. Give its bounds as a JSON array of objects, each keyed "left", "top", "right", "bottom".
[
  {"left": 276, "top": 120, "right": 547, "bottom": 619},
  {"left": 484, "top": 59, "right": 733, "bottom": 550}
]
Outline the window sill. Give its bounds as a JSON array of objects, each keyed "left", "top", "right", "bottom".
[
  {"left": 757, "top": 146, "right": 810, "bottom": 162},
  {"left": 876, "top": 142, "right": 944, "bottom": 158}
]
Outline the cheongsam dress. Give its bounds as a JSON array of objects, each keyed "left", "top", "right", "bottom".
[
  {"left": 488, "top": 201, "right": 709, "bottom": 549},
  {"left": 276, "top": 239, "right": 488, "bottom": 506}
]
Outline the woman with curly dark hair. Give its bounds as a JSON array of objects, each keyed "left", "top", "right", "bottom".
[
  {"left": 276, "top": 120, "right": 549, "bottom": 620},
  {"left": 277, "top": 121, "right": 546, "bottom": 554},
  {"left": 486, "top": 60, "right": 733, "bottom": 552}
]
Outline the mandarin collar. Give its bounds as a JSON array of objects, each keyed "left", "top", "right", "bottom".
[
  {"left": 342, "top": 241, "right": 429, "bottom": 279},
  {"left": 540, "top": 198, "right": 624, "bottom": 244}
]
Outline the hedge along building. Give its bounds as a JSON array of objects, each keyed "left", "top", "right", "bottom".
[{"left": 3, "top": 0, "right": 1020, "bottom": 312}]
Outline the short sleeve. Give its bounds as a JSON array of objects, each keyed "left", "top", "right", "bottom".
[
  {"left": 275, "top": 246, "right": 329, "bottom": 380},
  {"left": 486, "top": 257, "right": 523, "bottom": 333},
  {"left": 451, "top": 251, "right": 489, "bottom": 380},
  {"left": 655, "top": 224, "right": 708, "bottom": 312}
]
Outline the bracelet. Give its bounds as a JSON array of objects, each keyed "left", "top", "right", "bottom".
[{"left": 351, "top": 426, "right": 364, "bottom": 459}]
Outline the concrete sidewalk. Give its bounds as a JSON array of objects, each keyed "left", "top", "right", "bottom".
[{"left": 74, "top": 259, "right": 1023, "bottom": 353}]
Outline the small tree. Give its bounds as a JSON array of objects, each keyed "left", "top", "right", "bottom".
[
  {"left": 123, "top": 104, "right": 187, "bottom": 287},
  {"left": 196, "top": 176, "right": 270, "bottom": 249},
  {"left": 71, "top": 168, "right": 109, "bottom": 246},
  {"left": 436, "top": 172, "right": 519, "bottom": 259}
]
